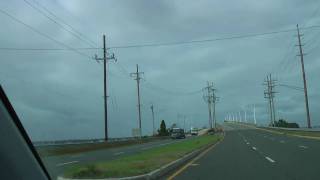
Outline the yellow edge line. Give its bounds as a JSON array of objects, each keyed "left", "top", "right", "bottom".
[{"left": 167, "top": 133, "right": 225, "bottom": 180}]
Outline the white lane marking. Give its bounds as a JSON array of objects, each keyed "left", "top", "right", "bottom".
[
  {"left": 299, "top": 145, "right": 308, "bottom": 149},
  {"left": 113, "top": 152, "right": 124, "bottom": 156},
  {"left": 265, "top": 157, "right": 275, "bottom": 163},
  {"left": 264, "top": 135, "right": 268, "bottom": 138},
  {"left": 246, "top": 142, "right": 250, "bottom": 145},
  {"left": 280, "top": 140, "right": 285, "bottom": 143},
  {"left": 252, "top": 147, "right": 257, "bottom": 151},
  {"left": 56, "top": 161, "right": 79, "bottom": 167},
  {"left": 190, "top": 163, "right": 199, "bottom": 166}
]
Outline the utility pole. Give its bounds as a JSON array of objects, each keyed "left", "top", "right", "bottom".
[
  {"left": 296, "top": 24, "right": 312, "bottom": 128},
  {"left": 183, "top": 115, "right": 186, "bottom": 133},
  {"left": 244, "top": 110, "right": 247, "bottom": 123},
  {"left": 253, "top": 104, "right": 257, "bottom": 125},
  {"left": 264, "top": 74, "right": 277, "bottom": 126},
  {"left": 269, "top": 74, "right": 276, "bottom": 125},
  {"left": 94, "top": 35, "right": 116, "bottom": 141},
  {"left": 212, "top": 92, "right": 219, "bottom": 128},
  {"left": 203, "top": 82, "right": 214, "bottom": 129},
  {"left": 131, "top": 64, "right": 144, "bottom": 137},
  {"left": 150, "top": 104, "right": 155, "bottom": 136}
]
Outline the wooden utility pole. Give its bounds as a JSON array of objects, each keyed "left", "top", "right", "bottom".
[
  {"left": 150, "top": 104, "right": 155, "bottom": 135},
  {"left": 296, "top": 24, "right": 312, "bottom": 128},
  {"left": 131, "top": 64, "right": 144, "bottom": 137},
  {"left": 94, "top": 35, "right": 116, "bottom": 141},
  {"left": 269, "top": 74, "right": 276, "bottom": 125},
  {"left": 103, "top": 35, "right": 107, "bottom": 141},
  {"left": 212, "top": 93, "right": 218, "bottom": 128},
  {"left": 264, "top": 74, "right": 276, "bottom": 126},
  {"left": 204, "top": 82, "right": 213, "bottom": 129}
]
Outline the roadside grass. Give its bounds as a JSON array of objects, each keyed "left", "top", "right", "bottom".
[
  {"left": 264, "top": 128, "right": 320, "bottom": 138},
  {"left": 36, "top": 137, "right": 169, "bottom": 157},
  {"left": 64, "top": 134, "right": 222, "bottom": 179}
]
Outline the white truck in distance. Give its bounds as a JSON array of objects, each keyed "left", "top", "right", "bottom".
[{"left": 190, "top": 127, "right": 199, "bottom": 136}]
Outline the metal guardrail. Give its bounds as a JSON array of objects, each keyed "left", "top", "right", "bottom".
[{"left": 33, "top": 136, "right": 163, "bottom": 147}]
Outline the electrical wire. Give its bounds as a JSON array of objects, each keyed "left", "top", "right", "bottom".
[
  {"left": 0, "top": 47, "right": 101, "bottom": 51},
  {"left": 0, "top": 8, "right": 92, "bottom": 59},
  {"left": 30, "top": 0, "right": 97, "bottom": 46},
  {"left": 278, "top": 84, "right": 304, "bottom": 92},
  {"left": 108, "top": 25, "right": 320, "bottom": 49},
  {"left": 2, "top": 25, "right": 320, "bottom": 52},
  {"left": 23, "top": 0, "right": 97, "bottom": 48}
]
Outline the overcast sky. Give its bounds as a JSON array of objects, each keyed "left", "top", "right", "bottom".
[{"left": 1, "top": 0, "right": 320, "bottom": 141}]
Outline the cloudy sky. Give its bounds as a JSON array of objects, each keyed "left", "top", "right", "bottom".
[{"left": 1, "top": 0, "right": 320, "bottom": 141}]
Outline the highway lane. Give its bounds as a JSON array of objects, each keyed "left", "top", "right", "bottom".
[
  {"left": 41, "top": 136, "right": 192, "bottom": 179},
  {"left": 170, "top": 123, "right": 320, "bottom": 180}
]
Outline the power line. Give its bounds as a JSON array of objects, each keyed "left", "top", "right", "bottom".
[
  {"left": 30, "top": 0, "right": 97, "bottom": 46},
  {"left": 0, "top": 8, "right": 92, "bottom": 59},
  {"left": 108, "top": 25, "right": 320, "bottom": 49},
  {"left": 2, "top": 25, "right": 320, "bottom": 52},
  {"left": 23, "top": 0, "right": 96, "bottom": 48},
  {"left": 278, "top": 84, "right": 304, "bottom": 91},
  {"left": 0, "top": 47, "right": 100, "bottom": 51},
  {"left": 143, "top": 82, "right": 202, "bottom": 96}
]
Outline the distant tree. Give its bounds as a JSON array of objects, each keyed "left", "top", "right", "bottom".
[
  {"left": 274, "top": 119, "right": 299, "bottom": 128},
  {"left": 171, "top": 123, "right": 177, "bottom": 129},
  {"left": 158, "top": 120, "right": 169, "bottom": 136}
]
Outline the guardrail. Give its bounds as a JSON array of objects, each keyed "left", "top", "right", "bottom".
[{"left": 33, "top": 136, "right": 165, "bottom": 147}]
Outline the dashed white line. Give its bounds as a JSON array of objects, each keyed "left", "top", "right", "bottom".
[
  {"left": 265, "top": 156, "right": 275, "bottom": 163},
  {"left": 246, "top": 142, "right": 250, "bottom": 145},
  {"left": 280, "top": 140, "right": 285, "bottom": 143},
  {"left": 252, "top": 147, "right": 257, "bottom": 151},
  {"left": 299, "top": 145, "right": 308, "bottom": 149},
  {"left": 56, "top": 161, "right": 79, "bottom": 167},
  {"left": 113, "top": 152, "right": 124, "bottom": 156}
]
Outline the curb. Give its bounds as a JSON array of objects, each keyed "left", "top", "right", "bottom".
[{"left": 57, "top": 135, "right": 223, "bottom": 180}]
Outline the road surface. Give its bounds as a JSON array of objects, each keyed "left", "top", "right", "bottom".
[
  {"left": 41, "top": 136, "right": 192, "bottom": 179},
  {"left": 169, "top": 123, "right": 320, "bottom": 180}
]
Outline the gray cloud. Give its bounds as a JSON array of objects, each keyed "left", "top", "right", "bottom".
[{"left": 1, "top": 0, "right": 320, "bottom": 141}]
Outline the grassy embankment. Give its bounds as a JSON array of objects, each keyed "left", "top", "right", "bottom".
[
  {"left": 64, "top": 134, "right": 222, "bottom": 179},
  {"left": 37, "top": 137, "right": 169, "bottom": 157},
  {"left": 263, "top": 127, "right": 320, "bottom": 138}
]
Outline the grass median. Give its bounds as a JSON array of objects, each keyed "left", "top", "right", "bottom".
[{"left": 64, "top": 134, "right": 222, "bottom": 179}]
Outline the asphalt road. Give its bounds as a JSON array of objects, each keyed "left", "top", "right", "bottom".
[
  {"left": 41, "top": 136, "right": 192, "bottom": 179},
  {"left": 169, "top": 123, "right": 320, "bottom": 180}
]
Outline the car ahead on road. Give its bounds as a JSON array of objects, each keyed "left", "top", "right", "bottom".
[
  {"left": 191, "top": 128, "right": 199, "bottom": 136},
  {"left": 171, "top": 128, "right": 186, "bottom": 139}
]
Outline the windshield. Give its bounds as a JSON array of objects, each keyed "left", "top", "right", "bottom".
[
  {"left": 1, "top": 1, "right": 320, "bottom": 180},
  {"left": 172, "top": 129, "right": 183, "bottom": 133}
]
